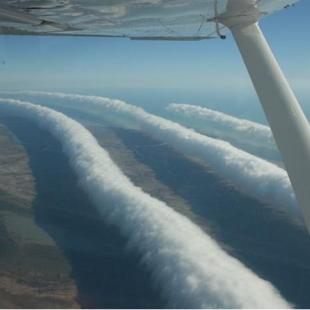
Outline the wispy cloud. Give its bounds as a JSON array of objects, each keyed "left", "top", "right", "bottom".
[{"left": 0, "top": 97, "right": 291, "bottom": 308}]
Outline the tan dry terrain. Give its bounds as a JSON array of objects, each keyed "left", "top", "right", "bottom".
[{"left": 0, "top": 122, "right": 79, "bottom": 308}]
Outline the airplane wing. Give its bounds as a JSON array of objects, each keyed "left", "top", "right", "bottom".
[{"left": 0, "top": 0, "right": 298, "bottom": 40}]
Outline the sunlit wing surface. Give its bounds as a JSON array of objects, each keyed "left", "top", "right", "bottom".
[{"left": 0, "top": 0, "right": 298, "bottom": 39}]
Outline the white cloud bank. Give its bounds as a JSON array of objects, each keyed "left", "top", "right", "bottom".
[
  {"left": 0, "top": 97, "right": 291, "bottom": 308},
  {"left": 167, "top": 103, "right": 273, "bottom": 143},
  {"left": 5, "top": 91, "right": 300, "bottom": 221}
]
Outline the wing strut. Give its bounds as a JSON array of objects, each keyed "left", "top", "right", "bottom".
[{"left": 226, "top": 18, "right": 310, "bottom": 231}]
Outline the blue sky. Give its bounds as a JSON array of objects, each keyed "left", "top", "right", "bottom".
[{"left": 0, "top": 1, "right": 309, "bottom": 120}]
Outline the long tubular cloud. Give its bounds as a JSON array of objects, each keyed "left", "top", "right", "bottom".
[
  {"left": 6, "top": 91, "right": 299, "bottom": 220},
  {"left": 0, "top": 98, "right": 291, "bottom": 308},
  {"left": 167, "top": 103, "right": 273, "bottom": 143}
]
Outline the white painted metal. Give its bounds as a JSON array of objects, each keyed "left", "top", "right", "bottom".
[
  {"left": 231, "top": 22, "right": 310, "bottom": 231},
  {"left": 0, "top": 0, "right": 298, "bottom": 37}
]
